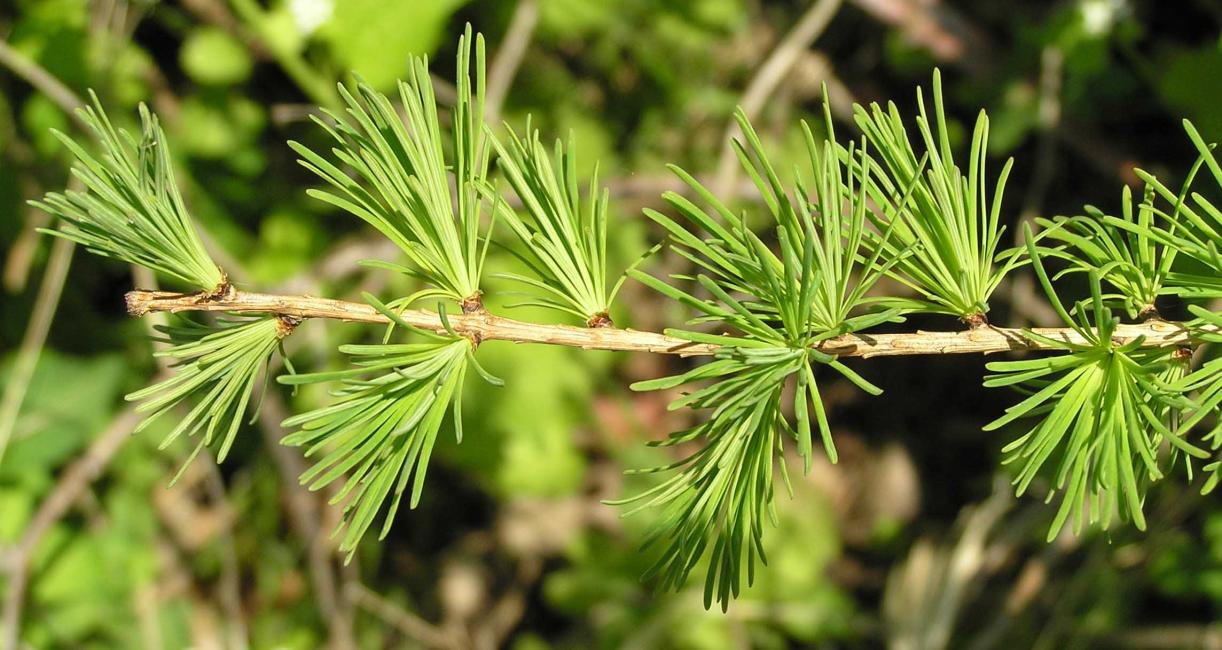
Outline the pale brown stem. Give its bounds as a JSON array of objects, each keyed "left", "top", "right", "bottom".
[{"left": 125, "top": 288, "right": 1213, "bottom": 358}]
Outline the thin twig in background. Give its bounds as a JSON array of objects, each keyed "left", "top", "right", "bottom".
[
  {"left": 0, "top": 406, "right": 144, "bottom": 650},
  {"left": 0, "top": 39, "right": 87, "bottom": 126},
  {"left": 178, "top": 0, "right": 245, "bottom": 38},
  {"left": 347, "top": 582, "right": 456, "bottom": 650},
  {"left": 336, "top": 558, "right": 360, "bottom": 650},
  {"left": 1, "top": 192, "right": 52, "bottom": 293},
  {"left": 255, "top": 391, "right": 356, "bottom": 650},
  {"left": 790, "top": 49, "right": 857, "bottom": 120},
  {"left": 430, "top": 74, "right": 460, "bottom": 106},
  {"left": 132, "top": 580, "right": 165, "bottom": 650},
  {"left": 149, "top": 443, "right": 251, "bottom": 648},
  {"left": 199, "top": 452, "right": 249, "bottom": 650},
  {"left": 1020, "top": 46, "right": 1067, "bottom": 222},
  {"left": 270, "top": 102, "right": 326, "bottom": 126},
  {"left": 0, "top": 37, "right": 88, "bottom": 469},
  {"left": 1105, "top": 624, "right": 1222, "bottom": 649},
  {"left": 847, "top": 0, "right": 1138, "bottom": 187},
  {"left": 883, "top": 481, "right": 1012, "bottom": 650},
  {"left": 484, "top": 0, "right": 539, "bottom": 124},
  {"left": 226, "top": 0, "right": 339, "bottom": 109},
  {"left": 713, "top": 0, "right": 844, "bottom": 196},
  {"left": 964, "top": 510, "right": 1073, "bottom": 650},
  {"left": 0, "top": 38, "right": 85, "bottom": 299},
  {"left": 1010, "top": 46, "right": 1066, "bottom": 328},
  {"left": 473, "top": 556, "right": 543, "bottom": 649},
  {"left": 0, "top": 236, "right": 75, "bottom": 469},
  {"left": 849, "top": 0, "right": 982, "bottom": 64},
  {"left": 0, "top": 109, "right": 51, "bottom": 293}
]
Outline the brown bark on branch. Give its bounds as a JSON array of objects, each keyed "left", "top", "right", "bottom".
[{"left": 125, "top": 289, "right": 1213, "bottom": 358}]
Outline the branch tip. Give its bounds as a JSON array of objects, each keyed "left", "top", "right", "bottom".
[{"left": 125, "top": 290, "right": 150, "bottom": 316}]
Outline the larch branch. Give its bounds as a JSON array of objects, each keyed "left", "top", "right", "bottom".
[{"left": 125, "top": 289, "right": 1214, "bottom": 358}]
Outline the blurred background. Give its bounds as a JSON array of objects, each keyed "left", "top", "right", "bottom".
[{"left": 1, "top": 0, "right": 1220, "bottom": 648}]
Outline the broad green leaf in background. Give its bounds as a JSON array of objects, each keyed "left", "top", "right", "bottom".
[
  {"left": 176, "top": 94, "right": 267, "bottom": 161},
  {"left": 545, "top": 462, "right": 853, "bottom": 646},
  {"left": 180, "top": 27, "right": 253, "bottom": 86},
  {"left": 20, "top": 93, "right": 72, "bottom": 158},
  {"left": 319, "top": 0, "right": 471, "bottom": 90},
  {"left": 445, "top": 341, "right": 595, "bottom": 497},
  {"left": 0, "top": 351, "right": 125, "bottom": 486},
  {"left": 1157, "top": 44, "right": 1222, "bottom": 139},
  {"left": 6, "top": 0, "right": 89, "bottom": 92}
]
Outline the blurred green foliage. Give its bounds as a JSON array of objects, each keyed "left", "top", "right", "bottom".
[{"left": 1, "top": 0, "right": 1219, "bottom": 647}]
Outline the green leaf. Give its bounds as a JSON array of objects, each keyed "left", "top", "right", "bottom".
[
  {"left": 0, "top": 352, "right": 126, "bottom": 483},
  {"left": 851, "top": 70, "right": 1016, "bottom": 319},
  {"left": 34, "top": 96, "right": 224, "bottom": 291},
  {"left": 294, "top": 25, "right": 489, "bottom": 304},
  {"left": 320, "top": 0, "right": 471, "bottom": 91},
  {"left": 127, "top": 317, "right": 284, "bottom": 478},
  {"left": 983, "top": 269, "right": 1204, "bottom": 539},
  {"left": 180, "top": 27, "right": 252, "bottom": 86},
  {"left": 280, "top": 338, "right": 475, "bottom": 557},
  {"left": 485, "top": 123, "right": 623, "bottom": 323}
]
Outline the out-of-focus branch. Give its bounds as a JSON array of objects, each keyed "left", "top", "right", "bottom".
[
  {"left": 1022, "top": 46, "right": 1066, "bottom": 220},
  {"left": 485, "top": 0, "right": 538, "bottom": 124},
  {"left": 0, "top": 40, "right": 92, "bottom": 471},
  {"left": 0, "top": 39, "right": 87, "bottom": 124},
  {"left": 849, "top": 0, "right": 987, "bottom": 67},
  {"left": 1010, "top": 45, "right": 1066, "bottom": 329},
  {"left": 714, "top": 0, "right": 844, "bottom": 195},
  {"left": 847, "top": 0, "right": 1140, "bottom": 187},
  {"left": 255, "top": 391, "right": 356, "bottom": 650},
  {"left": 347, "top": 583, "right": 457, "bottom": 649},
  {"left": 178, "top": 0, "right": 245, "bottom": 38},
  {"left": 0, "top": 102, "right": 50, "bottom": 293},
  {"left": 227, "top": 0, "right": 339, "bottom": 109},
  {"left": 0, "top": 237, "right": 75, "bottom": 469},
  {"left": 883, "top": 482, "right": 1012, "bottom": 650},
  {"left": 199, "top": 452, "right": 249, "bottom": 650},
  {"left": 1105, "top": 624, "right": 1222, "bottom": 649},
  {"left": 471, "top": 556, "right": 543, "bottom": 649},
  {"left": 0, "top": 36, "right": 87, "bottom": 300}
]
